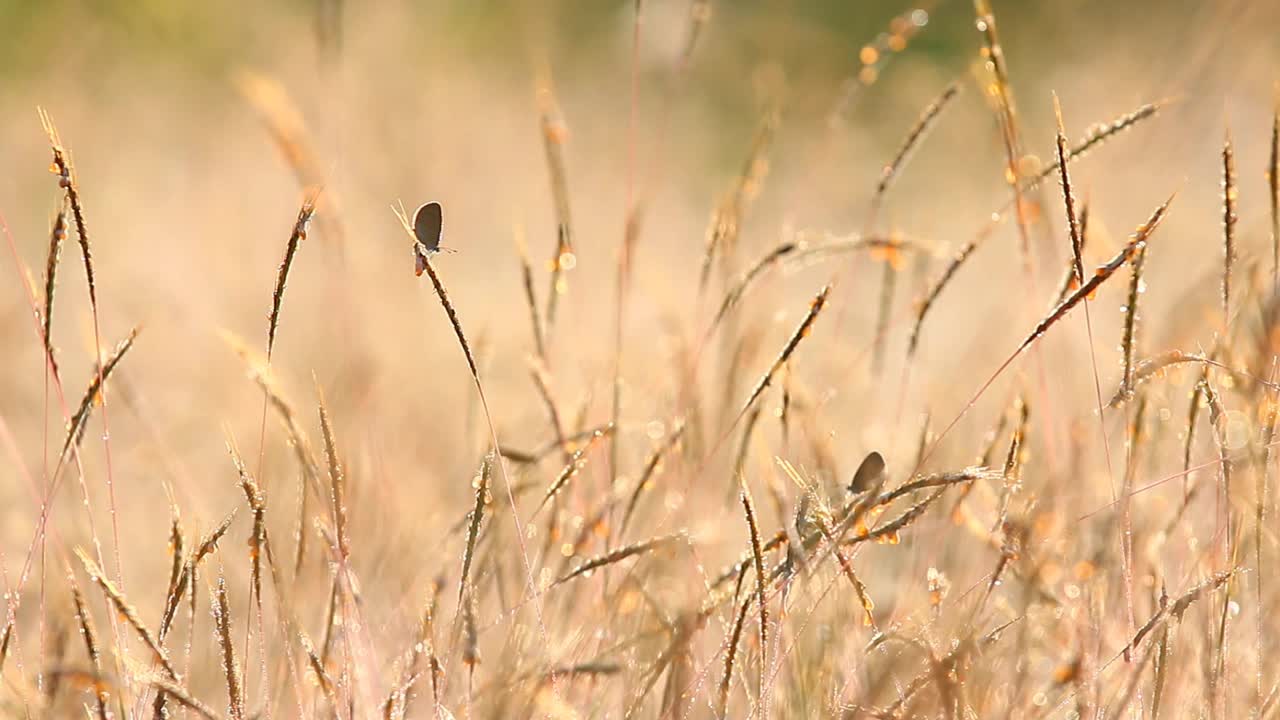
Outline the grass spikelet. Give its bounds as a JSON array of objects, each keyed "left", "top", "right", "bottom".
[
  {"left": 159, "top": 508, "right": 237, "bottom": 644},
  {"left": 702, "top": 241, "right": 798, "bottom": 347},
  {"left": 553, "top": 534, "right": 682, "bottom": 586},
  {"left": 1051, "top": 201, "right": 1091, "bottom": 306},
  {"left": 698, "top": 110, "right": 778, "bottom": 294},
  {"left": 1257, "top": 374, "right": 1278, "bottom": 708},
  {"left": 678, "top": 0, "right": 712, "bottom": 70},
  {"left": 731, "top": 404, "right": 763, "bottom": 493},
  {"left": 717, "top": 595, "right": 751, "bottom": 718},
  {"left": 75, "top": 547, "right": 176, "bottom": 679},
  {"left": 704, "top": 236, "right": 920, "bottom": 356},
  {"left": 738, "top": 476, "right": 768, "bottom": 696},
  {"left": 1150, "top": 584, "right": 1172, "bottom": 719},
  {"left": 992, "top": 400, "right": 1027, "bottom": 532},
  {"left": 1223, "top": 129, "right": 1238, "bottom": 330},
  {"left": 41, "top": 200, "right": 67, "bottom": 369},
  {"left": 973, "top": 0, "right": 1032, "bottom": 261},
  {"left": 529, "top": 360, "right": 570, "bottom": 462},
  {"left": 299, "top": 630, "right": 339, "bottom": 715},
  {"left": 1120, "top": 244, "right": 1148, "bottom": 396},
  {"left": 407, "top": 581, "right": 444, "bottom": 718},
  {"left": 849, "top": 486, "right": 949, "bottom": 546},
  {"left": 236, "top": 71, "right": 345, "bottom": 247},
  {"left": 267, "top": 194, "right": 318, "bottom": 358},
  {"left": 871, "top": 235, "right": 901, "bottom": 375},
  {"left": 316, "top": 383, "right": 349, "bottom": 561},
  {"left": 194, "top": 509, "right": 239, "bottom": 564},
  {"left": 514, "top": 224, "right": 547, "bottom": 362},
  {"left": 461, "top": 592, "right": 480, "bottom": 669},
  {"left": 69, "top": 576, "right": 109, "bottom": 720},
  {"left": 161, "top": 509, "right": 185, "bottom": 643},
  {"left": 536, "top": 79, "right": 575, "bottom": 334},
  {"left": 908, "top": 223, "right": 991, "bottom": 358},
  {"left": 865, "top": 76, "right": 957, "bottom": 376},
  {"left": 1200, "top": 378, "right": 1234, "bottom": 565},
  {"left": 779, "top": 459, "right": 878, "bottom": 626},
  {"left": 458, "top": 452, "right": 492, "bottom": 609},
  {"left": 1028, "top": 100, "right": 1169, "bottom": 189},
  {"left": 1126, "top": 570, "right": 1237, "bottom": 655},
  {"left": 729, "top": 285, "right": 830, "bottom": 433},
  {"left": 211, "top": 574, "right": 244, "bottom": 720},
  {"left": 227, "top": 442, "right": 267, "bottom": 613},
  {"left": 1270, "top": 103, "right": 1278, "bottom": 286},
  {"left": 54, "top": 325, "right": 141, "bottom": 477},
  {"left": 869, "top": 468, "right": 1001, "bottom": 525},
  {"left": 1016, "top": 197, "right": 1171, "bottom": 357},
  {"left": 0, "top": 622, "right": 9, "bottom": 674},
  {"left": 815, "top": 504, "right": 877, "bottom": 628},
  {"left": 221, "top": 330, "right": 323, "bottom": 573},
  {"left": 1054, "top": 94, "right": 1085, "bottom": 283},
  {"left": 871, "top": 82, "right": 961, "bottom": 225},
  {"left": 534, "top": 424, "right": 612, "bottom": 515},
  {"left": 221, "top": 331, "right": 323, "bottom": 486},
  {"left": 151, "top": 677, "right": 225, "bottom": 720},
  {"left": 1107, "top": 350, "right": 1278, "bottom": 407},
  {"left": 39, "top": 108, "right": 97, "bottom": 307},
  {"left": 619, "top": 419, "right": 686, "bottom": 539}
]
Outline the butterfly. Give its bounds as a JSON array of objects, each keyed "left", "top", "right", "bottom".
[
  {"left": 411, "top": 201, "right": 455, "bottom": 276},
  {"left": 847, "top": 451, "right": 886, "bottom": 495}
]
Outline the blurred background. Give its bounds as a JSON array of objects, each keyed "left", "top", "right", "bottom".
[{"left": 2, "top": 0, "right": 1280, "bottom": 715}]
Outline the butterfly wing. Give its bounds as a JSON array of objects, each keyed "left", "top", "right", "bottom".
[
  {"left": 847, "top": 451, "right": 886, "bottom": 494},
  {"left": 413, "top": 201, "right": 444, "bottom": 253}
]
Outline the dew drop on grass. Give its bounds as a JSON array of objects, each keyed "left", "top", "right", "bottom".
[{"left": 645, "top": 421, "right": 665, "bottom": 439}]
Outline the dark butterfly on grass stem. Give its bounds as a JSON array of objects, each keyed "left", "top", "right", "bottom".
[
  {"left": 848, "top": 451, "right": 886, "bottom": 495},
  {"left": 412, "top": 201, "right": 455, "bottom": 275}
]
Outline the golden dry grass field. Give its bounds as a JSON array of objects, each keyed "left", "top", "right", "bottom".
[{"left": 2, "top": 1, "right": 1280, "bottom": 717}]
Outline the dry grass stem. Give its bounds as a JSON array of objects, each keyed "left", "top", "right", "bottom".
[
  {"left": 75, "top": 548, "right": 176, "bottom": 679},
  {"left": 458, "top": 453, "right": 492, "bottom": 609},
  {"left": 41, "top": 201, "right": 67, "bottom": 370},
  {"left": 619, "top": 419, "right": 687, "bottom": 539},
  {"left": 729, "top": 285, "right": 830, "bottom": 434},
  {"left": 535, "top": 425, "right": 612, "bottom": 515},
  {"left": 738, "top": 476, "right": 768, "bottom": 700},
  {"left": 54, "top": 326, "right": 140, "bottom": 478},
  {"left": 211, "top": 575, "right": 244, "bottom": 720},
  {"left": 871, "top": 82, "right": 961, "bottom": 223},
  {"left": 1223, "top": 130, "right": 1238, "bottom": 329},
  {"left": 698, "top": 110, "right": 778, "bottom": 294},
  {"left": 151, "top": 677, "right": 226, "bottom": 720},
  {"left": 553, "top": 534, "right": 682, "bottom": 587},
  {"left": 268, "top": 194, "right": 318, "bottom": 357},
  {"left": 537, "top": 80, "right": 575, "bottom": 335}
]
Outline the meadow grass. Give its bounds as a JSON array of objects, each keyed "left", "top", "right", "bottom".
[{"left": 3, "top": 2, "right": 1280, "bottom": 719}]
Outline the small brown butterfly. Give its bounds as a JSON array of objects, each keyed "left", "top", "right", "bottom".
[
  {"left": 848, "top": 451, "right": 886, "bottom": 495},
  {"left": 411, "top": 201, "right": 455, "bottom": 275}
]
